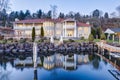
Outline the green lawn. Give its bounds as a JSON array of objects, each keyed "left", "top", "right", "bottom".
[{"left": 75, "top": 39, "right": 89, "bottom": 43}]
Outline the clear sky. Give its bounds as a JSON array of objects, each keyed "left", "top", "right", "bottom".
[{"left": 10, "top": 0, "right": 120, "bottom": 15}]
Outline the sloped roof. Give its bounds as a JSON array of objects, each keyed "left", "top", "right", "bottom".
[
  {"left": 110, "top": 28, "right": 120, "bottom": 33},
  {"left": 104, "top": 28, "right": 115, "bottom": 34},
  {"left": 15, "top": 19, "right": 64, "bottom": 24},
  {"left": 0, "top": 27, "right": 14, "bottom": 31},
  {"left": 64, "top": 18, "right": 75, "bottom": 22},
  {"left": 14, "top": 18, "right": 90, "bottom": 27},
  {"left": 77, "top": 22, "right": 90, "bottom": 27},
  {"left": 105, "top": 28, "right": 120, "bottom": 34}
]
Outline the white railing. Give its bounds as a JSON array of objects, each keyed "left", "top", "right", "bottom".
[
  {"left": 63, "top": 26, "right": 75, "bottom": 29},
  {"left": 14, "top": 26, "right": 41, "bottom": 30}
]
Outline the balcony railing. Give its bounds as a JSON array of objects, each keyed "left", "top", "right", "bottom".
[
  {"left": 63, "top": 25, "right": 75, "bottom": 29},
  {"left": 14, "top": 26, "right": 41, "bottom": 30}
]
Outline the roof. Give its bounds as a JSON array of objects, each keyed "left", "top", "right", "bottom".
[
  {"left": 0, "top": 27, "right": 14, "bottom": 31},
  {"left": 77, "top": 22, "right": 90, "bottom": 27},
  {"left": 105, "top": 28, "right": 120, "bottom": 34},
  {"left": 64, "top": 18, "right": 75, "bottom": 22},
  {"left": 110, "top": 28, "right": 120, "bottom": 33},
  {"left": 15, "top": 18, "right": 64, "bottom": 24}
]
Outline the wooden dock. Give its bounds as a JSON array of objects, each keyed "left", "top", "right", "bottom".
[
  {"left": 96, "top": 42, "right": 120, "bottom": 53},
  {"left": 97, "top": 54, "right": 120, "bottom": 70}
]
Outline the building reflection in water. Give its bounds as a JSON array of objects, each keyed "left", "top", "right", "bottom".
[
  {"left": 13, "top": 54, "right": 90, "bottom": 70},
  {"left": 63, "top": 54, "right": 77, "bottom": 70},
  {"left": 43, "top": 54, "right": 89, "bottom": 70}
]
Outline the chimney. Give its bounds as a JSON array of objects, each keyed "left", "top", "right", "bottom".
[
  {"left": 15, "top": 18, "right": 19, "bottom": 22},
  {"left": 86, "top": 21, "right": 90, "bottom": 25}
]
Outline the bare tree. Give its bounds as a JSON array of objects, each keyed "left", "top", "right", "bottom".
[
  {"left": 0, "top": 0, "right": 10, "bottom": 12},
  {"left": 110, "top": 12, "right": 116, "bottom": 18},
  {"left": 50, "top": 5, "right": 57, "bottom": 19},
  {"left": 116, "top": 5, "right": 120, "bottom": 17}
]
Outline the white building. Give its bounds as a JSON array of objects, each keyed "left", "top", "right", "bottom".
[{"left": 13, "top": 18, "right": 91, "bottom": 39}]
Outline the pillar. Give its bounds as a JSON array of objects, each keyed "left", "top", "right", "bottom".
[
  {"left": 65, "top": 22, "right": 67, "bottom": 37},
  {"left": 107, "top": 33, "right": 110, "bottom": 40},
  {"left": 102, "top": 49, "right": 104, "bottom": 55},
  {"left": 23, "top": 23, "right": 25, "bottom": 38},
  {"left": 119, "top": 35, "right": 120, "bottom": 44},
  {"left": 109, "top": 55, "right": 111, "bottom": 60},
  {"left": 74, "top": 21, "right": 77, "bottom": 37},
  {"left": 112, "top": 34, "right": 114, "bottom": 43}
]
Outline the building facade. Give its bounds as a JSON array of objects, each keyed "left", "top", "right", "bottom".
[
  {"left": 0, "top": 27, "right": 14, "bottom": 39},
  {"left": 13, "top": 18, "right": 91, "bottom": 39}
]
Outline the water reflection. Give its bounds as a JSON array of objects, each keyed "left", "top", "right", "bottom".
[
  {"left": 12, "top": 53, "right": 93, "bottom": 70},
  {"left": 34, "top": 70, "right": 38, "bottom": 80},
  {"left": 0, "top": 53, "right": 119, "bottom": 80},
  {"left": 0, "top": 65, "right": 11, "bottom": 80}
]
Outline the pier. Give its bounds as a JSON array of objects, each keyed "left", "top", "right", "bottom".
[{"left": 96, "top": 42, "right": 120, "bottom": 53}]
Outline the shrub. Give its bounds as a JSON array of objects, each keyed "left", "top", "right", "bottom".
[
  {"left": 81, "top": 37, "right": 85, "bottom": 40},
  {"left": 20, "top": 38, "right": 26, "bottom": 43},
  {"left": 69, "top": 39, "right": 75, "bottom": 42},
  {"left": 8, "top": 38, "right": 13, "bottom": 41},
  {"left": 2, "top": 39, "right": 7, "bottom": 44},
  {"left": 88, "top": 34, "right": 94, "bottom": 42},
  {"left": 0, "top": 35, "right": 4, "bottom": 40},
  {"left": 100, "top": 33, "right": 106, "bottom": 40}
]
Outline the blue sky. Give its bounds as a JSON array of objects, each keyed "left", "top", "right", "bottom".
[{"left": 11, "top": 0, "right": 120, "bottom": 15}]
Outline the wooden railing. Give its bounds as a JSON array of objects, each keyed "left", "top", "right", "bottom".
[{"left": 96, "top": 42, "right": 120, "bottom": 53}]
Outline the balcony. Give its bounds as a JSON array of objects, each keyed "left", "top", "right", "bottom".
[
  {"left": 63, "top": 25, "right": 76, "bottom": 29},
  {"left": 14, "top": 26, "right": 41, "bottom": 30}
]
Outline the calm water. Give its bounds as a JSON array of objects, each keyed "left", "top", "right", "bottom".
[{"left": 0, "top": 53, "right": 119, "bottom": 80}]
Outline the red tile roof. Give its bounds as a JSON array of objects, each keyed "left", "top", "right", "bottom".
[
  {"left": 77, "top": 22, "right": 90, "bottom": 27},
  {"left": 15, "top": 18, "right": 64, "bottom": 24},
  {"left": 14, "top": 19, "right": 90, "bottom": 27},
  {"left": 0, "top": 27, "right": 14, "bottom": 31}
]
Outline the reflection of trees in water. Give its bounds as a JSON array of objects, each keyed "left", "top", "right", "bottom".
[
  {"left": 88, "top": 55, "right": 94, "bottom": 61},
  {"left": 0, "top": 70, "right": 12, "bottom": 80},
  {"left": 10, "top": 60, "right": 14, "bottom": 68},
  {"left": 92, "top": 55, "right": 101, "bottom": 69},
  {"left": 40, "top": 56, "right": 44, "bottom": 66},
  {"left": 34, "top": 70, "right": 38, "bottom": 80},
  {"left": 102, "top": 59, "right": 108, "bottom": 65}
]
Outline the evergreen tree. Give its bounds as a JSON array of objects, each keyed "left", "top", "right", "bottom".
[
  {"left": 92, "top": 9, "right": 102, "bottom": 18},
  {"left": 15, "top": 11, "right": 19, "bottom": 19},
  {"left": 32, "top": 27, "right": 36, "bottom": 42},
  {"left": 74, "top": 12, "right": 81, "bottom": 20},
  {"left": 100, "top": 33, "right": 106, "bottom": 40},
  {"left": 25, "top": 10, "right": 31, "bottom": 17},
  {"left": 58, "top": 12, "right": 64, "bottom": 18},
  {"left": 91, "top": 27, "right": 96, "bottom": 38},
  {"left": 104, "top": 12, "right": 109, "bottom": 18},
  {"left": 24, "top": 10, "right": 31, "bottom": 19},
  {"left": 40, "top": 26, "right": 44, "bottom": 37},
  {"left": 88, "top": 33, "right": 94, "bottom": 42},
  {"left": 19, "top": 10, "right": 25, "bottom": 20},
  {"left": 47, "top": 10, "right": 52, "bottom": 19},
  {"left": 96, "top": 27, "right": 102, "bottom": 39},
  {"left": 37, "top": 9, "right": 42, "bottom": 18}
]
